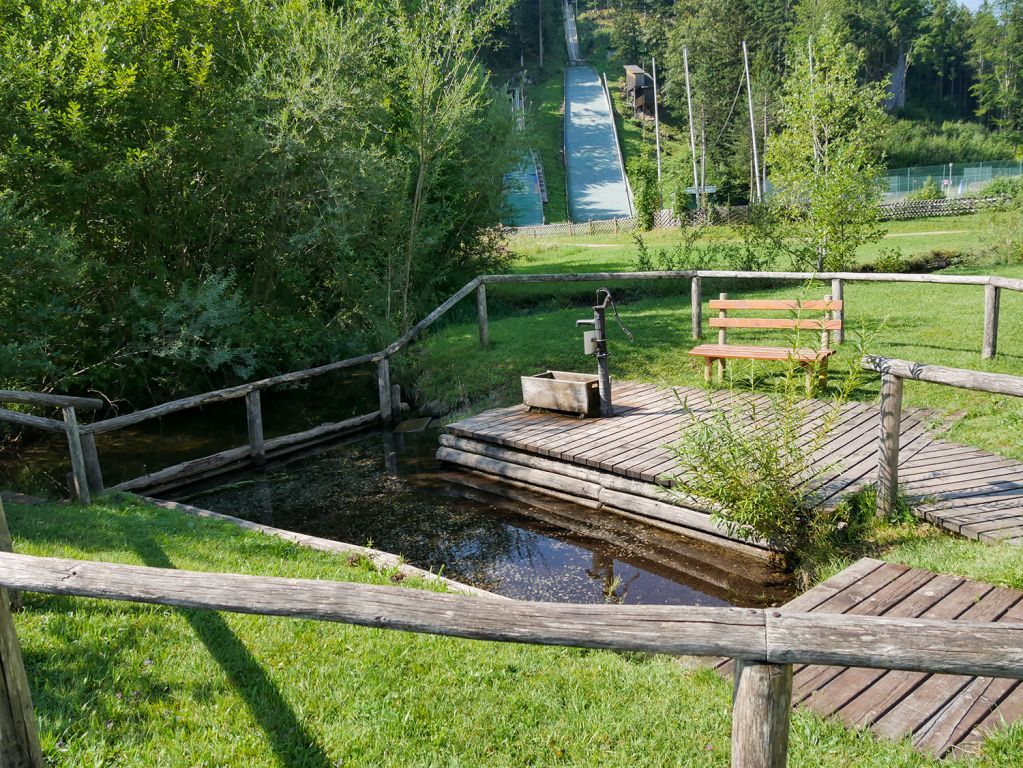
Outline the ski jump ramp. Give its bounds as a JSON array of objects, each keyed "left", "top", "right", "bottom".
[{"left": 564, "top": 66, "right": 633, "bottom": 222}]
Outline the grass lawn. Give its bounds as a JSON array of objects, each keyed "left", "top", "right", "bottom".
[
  {"left": 416, "top": 217, "right": 1023, "bottom": 460},
  {"left": 6, "top": 497, "right": 1023, "bottom": 766}
]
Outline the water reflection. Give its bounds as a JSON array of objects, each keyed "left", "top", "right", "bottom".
[{"left": 183, "top": 431, "right": 792, "bottom": 607}]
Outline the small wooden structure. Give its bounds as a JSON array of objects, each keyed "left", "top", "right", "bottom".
[
  {"left": 521, "top": 371, "right": 601, "bottom": 416},
  {"left": 688, "top": 293, "right": 843, "bottom": 390},
  {"left": 716, "top": 557, "right": 1023, "bottom": 757},
  {"left": 623, "top": 65, "right": 653, "bottom": 115}
]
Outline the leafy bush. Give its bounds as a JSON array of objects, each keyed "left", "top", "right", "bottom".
[
  {"left": 632, "top": 230, "right": 716, "bottom": 271},
  {"left": 907, "top": 176, "right": 946, "bottom": 200},
  {"left": 980, "top": 176, "right": 1023, "bottom": 199},
  {"left": 628, "top": 152, "right": 660, "bottom": 231},
  {"left": 872, "top": 246, "right": 908, "bottom": 273},
  {"left": 662, "top": 304, "right": 883, "bottom": 576}
]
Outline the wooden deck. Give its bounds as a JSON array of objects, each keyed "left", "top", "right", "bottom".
[
  {"left": 443, "top": 382, "right": 1023, "bottom": 545},
  {"left": 721, "top": 557, "right": 1023, "bottom": 757}
]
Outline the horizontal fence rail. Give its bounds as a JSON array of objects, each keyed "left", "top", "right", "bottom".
[
  {"left": 862, "top": 356, "right": 1023, "bottom": 517},
  {"left": 4, "top": 268, "right": 1021, "bottom": 502},
  {"left": 0, "top": 550, "right": 1022, "bottom": 767}
]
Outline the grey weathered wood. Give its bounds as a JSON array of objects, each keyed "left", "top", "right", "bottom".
[
  {"left": 0, "top": 390, "right": 103, "bottom": 411},
  {"left": 482, "top": 271, "right": 996, "bottom": 286},
  {"left": 0, "top": 551, "right": 768, "bottom": 658},
  {"left": 142, "top": 498, "right": 505, "bottom": 599},
  {"left": 245, "top": 390, "right": 265, "bottom": 466},
  {"left": 390, "top": 384, "right": 402, "bottom": 424},
  {"left": 114, "top": 411, "right": 382, "bottom": 493},
  {"left": 731, "top": 660, "right": 792, "bottom": 768},
  {"left": 377, "top": 357, "right": 393, "bottom": 426},
  {"left": 60, "top": 407, "right": 90, "bottom": 505},
  {"left": 477, "top": 282, "right": 489, "bottom": 347},
  {"left": 0, "top": 409, "right": 65, "bottom": 434},
  {"left": 521, "top": 372, "right": 600, "bottom": 416},
  {"left": 0, "top": 500, "right": 21, "bottom": 612},
  {"left": 691, "top": 276, "right": 703, "bottom": 339},
  {"left": 863, "top": 356, "right": 1023, "bottom": 398},
  {"left": 384, "top": 278, "right": 483, "bottom": 356},
  {"left": 80, "top": 433, "right": 104, "bottom": 495},
  {"left": 876, "top": 373, "right": 904, "bottom": 518},
  {"left": 831, "top": 278, "right": 844, "bottom": 344},
  {"left": 0, "top": 550, "right": 43, "bottom": 767},
  {"left": 85, "top": 351, "right": 383, "bottom": 435},
  {"left": 983, "top": 284, "right": 1001, "bottom": 360}
]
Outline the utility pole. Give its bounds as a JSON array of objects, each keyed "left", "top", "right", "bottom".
[
  {"left": 742, "top": 41, "right": 762, "bottom": 202},
  {"left": 538, "top": 0, "right": 543, "bottom": 69},
  {"left": 652, "top": 56, "right": 662, "bottom": 184},
  {"left": 683, "top": 46, "right": 700, "bottom": 202}
]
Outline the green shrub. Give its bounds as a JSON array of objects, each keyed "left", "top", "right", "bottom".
[
  {"left": 628, "top": 151, "right": 660, "bottom": 231},
  {"left": 907, "top": 176, "right": 946, "bottom": 200}
]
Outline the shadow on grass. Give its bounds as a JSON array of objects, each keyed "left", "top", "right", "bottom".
[{"left": 128, "top": 532, "right": 335, "bottom": 768}]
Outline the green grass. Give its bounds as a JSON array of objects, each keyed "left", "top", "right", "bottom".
[
  {"left": 418, "top": 233, "right": 1023, "bottom": 459},
  {"left": 7, "top": 497, "right": 1022, "bottom": 766},
  {"left": 526, "top": 70, "right": 569, "bottom": 223}
]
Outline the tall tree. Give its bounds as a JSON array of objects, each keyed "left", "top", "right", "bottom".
[{"left": 768, "top": 25, "right": 889, "bottom": 271}]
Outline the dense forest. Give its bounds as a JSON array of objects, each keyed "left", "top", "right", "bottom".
[
  {"left": 2, "top": 0, "right": 1021, "bottom": 403},
  {"left": 0, "top": 0, "right": 520, "bottom": 402},
  {"left": 596, "top": 0, "right": 1023, "bottom": 201}
]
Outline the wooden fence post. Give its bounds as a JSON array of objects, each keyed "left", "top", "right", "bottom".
[
  {"left": 60, "top": 406, "right": 90, "bottom": 505},
  {"left": 876, "top": 371, "right": 904, "bottom": 518},
  {"left": 0, "top": 506, "right": 44, "bottom": 767},
  {"left": 390, "top": 384, "right": 402, "bottom": 424},
  {"left": 377, "top": 357, "right": 393, "bottom": 426},
  {"left": 831, "top": 278, "right": 844, "bottom": 345},
  {"left": 245, "top": 390, "right": 266, "bottom": 466},
  {"left": 983, "top": 284, "right": 1000, "bottom": 359},
  {"left": 731, "top": 659, "right": 792, "bottom": 768},
  {"left": 80, "top": 433, "right": 104, "bottom": 495},
  {"left": 0, "top": 500, "right": 21, "bottom": 612},
  {"left": 691, "top": 277, "right": 703, "bottom": 339},
  {"left": 477, "top": 282, "right": 489, "bottom": 348}
]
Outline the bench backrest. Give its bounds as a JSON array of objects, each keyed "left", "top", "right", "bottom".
[{"left": 709, "top": 294, "right": 843, "bottom": 349}]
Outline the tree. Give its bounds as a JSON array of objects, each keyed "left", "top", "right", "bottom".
[{"left": 767, "top": 25, "right": 889, "bottom": 272}]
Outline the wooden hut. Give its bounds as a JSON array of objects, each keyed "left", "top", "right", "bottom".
[{"left": 624, "top": 65, "right": 653, "bottom": 115}]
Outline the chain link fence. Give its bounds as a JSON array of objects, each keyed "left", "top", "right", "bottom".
[{"left": 884, "top": 160, "right": 1023, "bottom": 201}]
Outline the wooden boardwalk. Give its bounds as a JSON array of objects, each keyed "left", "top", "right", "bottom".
[
  {"left": 444, "top": 382, "right": 1023, "bottom": 545},
  {"left": 725, "top": 557, "right": 1023, "bottom": 757}
]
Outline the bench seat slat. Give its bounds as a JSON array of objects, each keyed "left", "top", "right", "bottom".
[
  {"left": 688, "top": 344, "right": 835, "bottom": 362},
  {"left": 708, "top": 299, "right": 843, "bottom": 311},
  {"left": 709, "top": 317, "right": 843, "bottom": 331}
]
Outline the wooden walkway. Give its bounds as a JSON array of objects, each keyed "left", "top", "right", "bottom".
[
  {"left": 724, "top": 557, "right": 1023, "bottom": 757},
  {"left": 445, "top": 382, "right": 1023, "bottom": 545}
]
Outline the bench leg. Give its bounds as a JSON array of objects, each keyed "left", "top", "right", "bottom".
[
  {"left": 703, "top": 358, "right": 713, "bottom": 384},
  {"left": 717, "top": 358, "right": 726, "bottom": 383},
  {"left": 802, "top": 364, "right": 814, "bottom": 397},
  {"left": 818, "top": 359, "right": 829, "bottom": 392}
]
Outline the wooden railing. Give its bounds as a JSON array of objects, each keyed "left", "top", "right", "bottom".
[
  {"left": 861, "top": 355, "right": 1023, "bottom": 517},
  {"left": 3, "top": 270, "right": 1021, "bottom": 501},
  {"left": 0, "top": 549, "right": 1020, "bottom": 767}
]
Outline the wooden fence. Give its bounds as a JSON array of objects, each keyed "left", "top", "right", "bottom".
[
  {"left": 862, "top": 356, "right": 1023, "bottom": 517},
  {"left": 3, "top": 270, "right": 1021, "bottom": 502},
  {"left": 0, "top": 549, "right": 1021, "bottom": 767},
  {"left": 508, "top": 196, "right": 1010, "bottom": 238}
]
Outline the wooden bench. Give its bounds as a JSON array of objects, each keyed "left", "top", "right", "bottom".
[{"left": 689, "top": 293, "right": 843, "bottom": 391}]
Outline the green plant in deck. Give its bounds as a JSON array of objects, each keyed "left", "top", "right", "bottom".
[{"left": 662, "top": 297, "right": 883, "bottom": 575}]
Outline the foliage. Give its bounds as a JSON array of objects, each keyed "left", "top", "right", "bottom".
[
  {"left": 767, "top": 26, "right": 889, "bottom": 272},
  {"left": 628, "top": 150, "right": 660, "bottom": 230},
  {"left": 872, "top": 246, "right": 908, "bottom": 272},
  {"left": 881, "top": 119, "right": 1020, "bottom": 167},
  {"left": 0, "top": 0, "right": 515, "bottom": 400},
  {"left": 632, "top": 230, "right": 715, "bottom": 271},
  {"left": 663, "top": 312, "right": 881, "bottom": 572},
  {"left": 907, "top": 176, "right": 946, "bottom": 200}
]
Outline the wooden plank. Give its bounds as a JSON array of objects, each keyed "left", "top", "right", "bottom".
[
  {"left": 477, "top": 282, "right": 489, "bottom": 347},
  {"left": 708, "top": 299, "right": 843, "bottom": 311},
  {"left": 862, "top": 356, "right": 1023, "bottom": 398},
  {"left": 960, "top": 683, "right": 1023, "bottom": 751},
  {"left": 0, "top": 500, "right": 22, "bottom": 610},
  {"left": 870, "top": 586, "right": 1023, "bottom": 740},
  {"left": 691, "top": 276, "right": 702, "bottom": 339},
  {"left": 837, "top": 579, "right": 989, "bottom": 729},
  {"left": 689, "top": 345, "right": 833, "bottom": 361},
  {"left": 731, "top": 661, "right": 792, "bottom": 768},
  {"left": 0, "top": 552, "right": 770, "bottom": 659},
  {"left": 80, "top": 432, "right": 104, "bottom": 495},
  {"left": 983, "top": 284, "right": 1000, "bottom": 360},
  {"left": 708, "top": 317, "right": 843, "bottom": 331},
  {"left": 61, "top": 406, "right": 90, "bottom": 505},
  {"left": 913, "top": 600, "right": 1023, "bottom": 755},
  {"left": 245, "top": 390, "right": 265, "bottom": 466},
  {"left": 0, "top": 409, "right": 65, "bottom": 434},
  {"left": 0, "top": 390, "right": 102, "bottom": 410}
]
